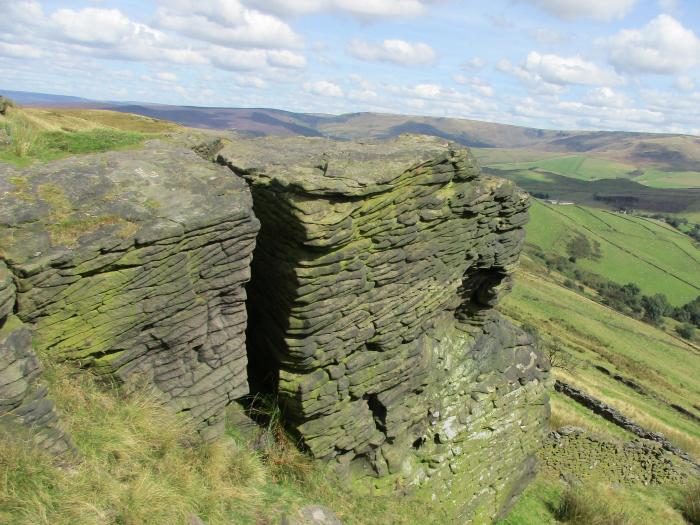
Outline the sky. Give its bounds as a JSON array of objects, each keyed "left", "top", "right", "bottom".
[{"left": 2, "top": 0, "right": 700, "bottom": 134}]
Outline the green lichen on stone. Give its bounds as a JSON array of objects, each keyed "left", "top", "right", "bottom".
[
  {"left": 221, "top": 133, "right": 550, "bottom": 523},
  {"left": 0, "top": 139, "right": 260, "bottom": 434}
]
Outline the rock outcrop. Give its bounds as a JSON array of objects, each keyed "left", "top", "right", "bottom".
[
  {"left": 0, "top": 140, "right": 259, "bottom": 438},
  {"left": 0, "top": 261, "right": 74, "bottom": 455},
  {"left": 1, "top": 132, "right": 551, "bottom": 522},
  {"left": 218, "top": 134, "right": 551, "bottom": 523}
]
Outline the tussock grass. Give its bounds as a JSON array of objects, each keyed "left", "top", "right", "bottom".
[
  {"left": 0, "top": 105, "right": 173, "bottom": 165},
  {"left": 679, "top": 481, "right": 700, "bottom": 524},
  {"left": 3, "top": 107, "right": 40, "bottom": 157},
  {"left": 0, "top": 364, "right": 449, "bottom": 525},
  {"left": 555, "top": 484, "right": 635, "bottom": 525},
  {"left": 0, "top": 364, "right": 267, "bottom": 525}
]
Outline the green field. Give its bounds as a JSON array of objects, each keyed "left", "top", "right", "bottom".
[
  {"left": 496, "top": 257, "right": 700, "bottom": 524},
  {"left": 525, "top": 200, "right": 700, "bottom": 305},
  {"left": 480, "top": 150, "right": 700, "bottom": 189},
  {"left": 484, "top": 167, "right": 700, "bottom": 213},
  {"left": 487, "top": 155, "right": 635, "bottom": 181}
]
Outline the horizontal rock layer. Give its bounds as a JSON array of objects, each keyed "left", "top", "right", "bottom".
[
  {"left": 0, "top": 141, "right": 259, "bottom": 436},
  {"left": 0, "top": 261, "right": 74, "bottom": 455},
  {"left": 219, "top": 134, "right": 550, "bottom": 523}
]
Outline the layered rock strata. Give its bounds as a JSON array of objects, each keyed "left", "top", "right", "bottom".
[
  {"left": 218, "top": 134, "right": 551, "bottom": 523},
  {"left": 0, "top": 261, "right": 74, "bottom": 455},
  {"left": 0, "top": 140, "right": 259, "bottom": 437}
]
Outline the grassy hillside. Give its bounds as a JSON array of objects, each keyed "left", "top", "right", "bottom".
[
  {"left": 0, "top": 105, "right": 179, "bottom": 166},
  {"left": 525, "top": 200, "right": 700, "bottom": 305},
  {"left": 496, "top": 256, "right": 700, "bottom": 524}
]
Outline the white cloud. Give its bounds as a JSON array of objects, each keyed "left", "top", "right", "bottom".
[
  {"left": 606, "top": 15, "right": 700, "bottom": 74},
  {"left": 51, "top": 8, "right": 161, "bottom": 46},
  {"left": 0, "top": 42, "right": 43, "bottom": 59},
  {"left": 156, "top": 71, "right": 178, "bottom": 82},
  {"left": 413, "top": 83, "right": 442, "bottom": 98},
  {"left": 497, "top": 58, "right": 566, "bottom": 95},
  {"left": 236, "top": 75, "right": 267, "bottom": 88},
  {"left": 453, "top": 75, "right": 494, "bottom": 96},
  {"left": 583, "top": 87, "right": 630, "bottom": 108},
  {"left": 347, "top": 39, "right": 435, "bottom": 66},
  {"left": 676, "top": 76, "right": 696, "bottom": 92},
  {"left": 525, "top": 52, "right": 623, "bottom": 86},
  {"left": 521, "top": 0, "right": 636, "bottom": 21},
  {"left": 241, "top": 0, "right": 428, "bottom": 18},
  {"left": 348, "top": 89, "right": 378, "bottom": 101},
  {"left": 155, "top": 0, "right": 302, "bottom": 49},
  {"left": 462, "top": 57, "right": 486, "bottom": 70},
  {"left": 303, "top": 80, "right": 343, "bottom": 97}
]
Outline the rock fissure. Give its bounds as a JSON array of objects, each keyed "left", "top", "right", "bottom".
[{"left": 222, "top": 134, "right": 551, "bottom": 522}]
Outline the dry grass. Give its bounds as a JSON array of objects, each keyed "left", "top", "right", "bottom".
[
  {"left": 679, "top": 481, "right": 700, "bottom": 525},
  {"left": 0, "top": 364, "right": 267, "bottom": 525},
  {"left": 555, "top": 483, "right": 636, "bottom": 525},
  {"left": 2, "top": 107, "right": 40, "bottom": 157}
]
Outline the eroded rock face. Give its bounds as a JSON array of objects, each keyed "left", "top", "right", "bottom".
[
  {"left": 0, "top": 261, "right": 74, "bottom": 455},
  {"left": 0, "top": 140, "right": 259, "bottom": 437},
  {"left": 218, "top": 134, "right": 551, "bottom": 523}
]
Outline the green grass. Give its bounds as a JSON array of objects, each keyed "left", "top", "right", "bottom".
[
  {"left": 0, "top": 363, "right": 447, "bottom": 525},
  {"left": 526, "top": 200, "right": 700, "bottom": 305},
  {"left": 633, "top": 169, "right": 700, "bottom": 189},
  {"left": 483, "top": 151, "right": 700, "bottom": 189},
  {"left": 497, "top": 254, "right": 700, "bottom": 524},
  {"left": 0, "top": 106, "right": 177, "bottom": 166},
  {"left": 487, "top": 155, "right": 635, "bottom": 182}
]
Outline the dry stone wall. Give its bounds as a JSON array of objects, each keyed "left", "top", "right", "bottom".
[
  {"left": 540, "top": 426, "right": 696, "bottom": 485},
  {"left": 0, "top": 140, "right": 259, "bottom": 437},
  {"left": 218, "top": 134, "right": 551, "bottom": 523}
]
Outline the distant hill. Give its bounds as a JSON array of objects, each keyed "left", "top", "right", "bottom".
[{"left": 3, "top": 89, "right": 700, "bottom": 205}]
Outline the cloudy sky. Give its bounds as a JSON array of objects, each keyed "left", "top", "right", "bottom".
[{"left": 2, "top": 0, "right": 700, "bottom": 133}]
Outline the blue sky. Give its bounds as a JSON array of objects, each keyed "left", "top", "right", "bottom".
[{"left": 2, "top": 0, "right": 700, "bottom": 133}]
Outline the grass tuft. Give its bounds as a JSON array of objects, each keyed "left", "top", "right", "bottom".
[
  {"left": 679, "top": 481, "right": 700, "bottom": 524},
  {"left": 3, "top": 107, "right": 40, "bottom": 157},
  {"left": 555, "top": 484, "right": 635, "bottom": 525}
]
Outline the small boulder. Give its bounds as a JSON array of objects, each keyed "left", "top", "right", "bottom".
[{"left": 281, "top": 505, "right": 342, "bottom": 525}]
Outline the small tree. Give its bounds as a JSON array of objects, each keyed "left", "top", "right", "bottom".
[
  {"left": 677, "top": 323, "right": 695, "bottom": 340},
  {"left": 641, "top": 293, "right": 670, "bottom": 325}
]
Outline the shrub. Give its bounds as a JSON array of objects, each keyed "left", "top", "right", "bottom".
[{"left": 677, "top": 323, "right": 695, "bottom": 340}]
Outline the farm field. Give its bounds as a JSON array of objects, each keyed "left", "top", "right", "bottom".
[
  {"left": 525, "top": 200, "right": 700, "bottom": 305},
  {"left": 496, "top": 258, "right": 700, "bottom": 524}
]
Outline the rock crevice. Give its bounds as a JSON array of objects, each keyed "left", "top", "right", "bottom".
[{"left": 218, "top": 134, "right": 551, "bottom": 522}]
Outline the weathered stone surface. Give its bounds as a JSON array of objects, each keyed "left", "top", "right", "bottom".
[
  {"left": 0, "top": 140, "right": 259, "bottom": 435},
  {"left": 219, "top": 134, "right": 551, "bottom": 523},
  {"left": 0, "top": 262, "right": 74, "bottom": 455}
]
